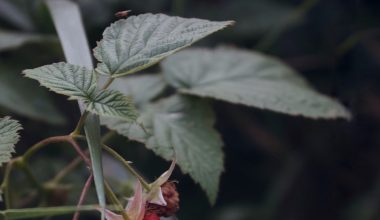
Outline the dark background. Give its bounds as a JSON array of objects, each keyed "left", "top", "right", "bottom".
[{"left": 1, "top": 0, "right": 380, "bottom": 220}]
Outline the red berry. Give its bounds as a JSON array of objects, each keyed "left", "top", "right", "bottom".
[
  {"left": 146, "top": 181, "right": 180, "bottom": 217},
  {"left": 143, "top": 213, "right": 160, "bottom": 220}
]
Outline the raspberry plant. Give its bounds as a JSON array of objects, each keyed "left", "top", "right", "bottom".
[{"left": 0, "top": 7, "right": 351, "bottom": 220}]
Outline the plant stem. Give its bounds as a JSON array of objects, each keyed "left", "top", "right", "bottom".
[
  {"left": 72, "top": 174, "right": 93, "bottom": 220},
  {"left": 23, "top": 136, "right": 70, "bottom": 161},
  {"left": 70, "top": 111, "right": 90, "bottom": 136},
  {"left": 1, "top": 159, "right": 17, "bottom": 209},
  {"left": 101, "top": 78, "right": 115, "bottom": 90},
  {"left": 70, "top": 77, "right": 115, "bottom": 136},
  {"left": 17, "top": 160, "right": 44, "bottom": 193},
  {"left": 23, "top": 135, "right": 89, "bottom": 165},
  {"left": 67, "top": 137, "right": 91, "bottom": 165},
  {"left": 101, "top": 130, "right": 117, "bottom": 144},
  {"left": 104, "top": 181, "right": 130, "bottom": 220},
  {"left": 51, "top": 156, "right": 84, "bottom": 184},
  {"left": 102, "top": 144, "right": 150, "bottom": 191}
]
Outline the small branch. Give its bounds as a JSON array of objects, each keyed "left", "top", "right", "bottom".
[
  {"left": 72, "top": 174, "right": 93, "bottom": 220},
  {"left": 70, "top": 111, "right": 90, "bottom": 136},
  {"left": 67, "top": 137, "right": 91, "bottom": 165},
  {"left": 101, "top": 130, "right": 117, "bottom": 144},
  {"left": 102, "top": 144, "right": 150, "bottom": 191},
  {"left": 1, "top": 159, "right": 17, "bottom": 209},
  {"left": 16, "top": 160, "right": 44, "bottom": 194},
  {"left": 23, "top": 136, "right": 71, "bottom": 161},
  {"left": 105, "top": 181, "right": 130, "bottom": 220},
  {"left": 51, "top": 156, "right": 84, "bottom": 184}
]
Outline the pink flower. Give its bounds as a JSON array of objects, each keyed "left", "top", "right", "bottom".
[
  {"left": 103, "top": 158, "right": 177, "bottom": 220},
  {"left": 104, "top": 181, "right": 146, "bottom": 220}
]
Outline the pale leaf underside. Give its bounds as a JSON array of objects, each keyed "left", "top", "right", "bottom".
[
  {"left": 162, "top": 47, "right": 351, "bottom": 119},
  {"left": 109, "top": 74, "right": 167, "bottom": 107}
]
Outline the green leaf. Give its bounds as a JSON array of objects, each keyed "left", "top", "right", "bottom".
[
  {"left": 0, "top": 205, "right": 100, "bottom": 219},
  {"left": 103, "top": 95, "right": 224, "bottom": 204},
  {"left": 86, "top": 90, "right": 138, "bottom": 121},
  {"left": 162, "top": 47, "right": 351, "bottom": 119},
  {"left": 0, "top": 66, "right": 65, "bottom": 124},
  {"left": 23, "top": 62, "right": 97, "bottom": 100},
  {"left": 0, "top": 117, "right": 22, "bottom": 166},
  {"left": 94, "top": 13, "right": 234, "bottom": 77},
  {"left": 109, "top": 74, "right": 167, "bottom": 107}
]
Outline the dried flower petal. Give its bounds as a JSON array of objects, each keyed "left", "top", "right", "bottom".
[{"left": 146, "top": 158, "right": 176, "bottom": 206}]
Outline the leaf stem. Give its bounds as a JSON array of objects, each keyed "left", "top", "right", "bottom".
[
  {"left": 105, "top": 181, "right": 130, "bottom": 220},
  {"left": 101, "top": 78, "right": 115, "bottom": 90},
  {"left": 70, "top": 77, "right": 114, "bottom": 136},
  {"left": 101, "top": 130, "right": 117, "bottom": 144},
  {"left": 102, "top": 144, "right": 150, "bottom": 191},
  {"left": 70, "top": 110, "right": 90, "bottom": 136}
]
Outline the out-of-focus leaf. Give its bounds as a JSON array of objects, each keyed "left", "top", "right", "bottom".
[
  {"left": 23, "top": 62, "right": 97, "bottom": 100},
  {"left": 0, "top": 0, "right": 34, "bottom": 31},
  {"left": 94, "top": 13, "right": 233, "bottom": 77},
  {"left": 87, "top": 90, "right": 138, "bottom": 121},
  {"left": 0, "top": 205, "right": 100, "bottom": 219},
  {"left": 109, "top": 74, "right": 167, "bottom": 107},
  {"left": 0, "top": 66, "right": 65, "bottom": 124},
  {"left": 45, "top": 0, "right": 93, "bottom": 68},
  {"left": 0, "top": 30, "right": 54, "bottom": 51},
  {"left": 0, "top": 117, "right": 21, "bottom": 166},
  {"left": 190, "top": 0, "right": 301, "bottom": 39},
  {"left": 162, "top": 47, "right": 351, "bottom": 119},
  {"left": 103, "top": 95, "right": 224, "bottom": 204}
]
